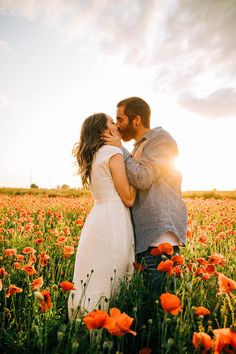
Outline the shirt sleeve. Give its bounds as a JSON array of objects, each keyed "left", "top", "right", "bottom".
[
  {"left": 104, "top": 145, "right": 123, "bottom": 163},
  {"left": 121, "top": 133, "right": 178, "bottom": 190}
]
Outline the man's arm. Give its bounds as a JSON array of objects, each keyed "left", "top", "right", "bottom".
[{"left": 104, "top": 131, "right": 178, "bottom": 190}]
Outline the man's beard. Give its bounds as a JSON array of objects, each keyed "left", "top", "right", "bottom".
[{"left": 119, "top": 121, "right": 136, "bottom": 142}]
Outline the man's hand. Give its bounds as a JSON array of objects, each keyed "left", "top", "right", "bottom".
[{"left": 103, "top": 126, "right": 122, "bottom": 148}]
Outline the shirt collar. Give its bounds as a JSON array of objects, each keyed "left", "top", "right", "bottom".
[{"left": 133, "top": 127, "right": 161, "bottom": 147}]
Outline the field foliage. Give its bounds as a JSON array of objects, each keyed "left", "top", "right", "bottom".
[{"left": 0, "top": 191, "right": 235, "bottom": 353}]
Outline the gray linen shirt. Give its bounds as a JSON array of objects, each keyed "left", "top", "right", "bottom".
[{"left": 121, "top": 126, "right": 187, "bottom": 254}]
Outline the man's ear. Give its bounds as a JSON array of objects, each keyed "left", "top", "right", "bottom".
[{"left": 134, "top": 115, "right": 142, "bottom": 126}]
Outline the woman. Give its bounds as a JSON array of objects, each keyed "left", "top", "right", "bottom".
[{"left": 68, "top": 113, "right": 136, "bottom": 318}]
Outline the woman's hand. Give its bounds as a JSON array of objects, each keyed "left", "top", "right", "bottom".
[{"left": 103, "top": 128, "right": 122, "bottom": 148}]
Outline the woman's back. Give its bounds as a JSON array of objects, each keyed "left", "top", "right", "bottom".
[{"left": 90, "top": 145, "right": 123, "bottom": 203}]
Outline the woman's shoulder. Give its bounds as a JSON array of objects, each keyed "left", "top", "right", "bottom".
[{"left": 99, "top": 144, "right": 123, "bottom": 156}]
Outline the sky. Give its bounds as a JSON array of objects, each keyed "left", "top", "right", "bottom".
[{"left": 0, "top": 0, "right": 236, "bottom": 191}]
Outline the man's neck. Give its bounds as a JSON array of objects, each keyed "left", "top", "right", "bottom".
[{"left": 134, "top": 127, "right": 150, "bottom": 142}]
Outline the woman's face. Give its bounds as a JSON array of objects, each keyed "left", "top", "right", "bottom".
[{"left": 105, "top": 116, "right": 118, "bottom": 134}]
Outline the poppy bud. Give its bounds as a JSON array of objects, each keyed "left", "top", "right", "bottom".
[
  {"left": 71, "top": 341, "right": 79, "bottom": 354},
  {"left": 57, "top": 331, "right": 64, "bottom": 342},
  {"left": 34, "top": 291, "right": 44, "bottom": 301},
  {"left": 167, "top": 338, "right": 175, "bottom": 349}
]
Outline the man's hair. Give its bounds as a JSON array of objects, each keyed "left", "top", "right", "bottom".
[{"left": 117, "top": 97, "right": 151, "bottom": 128}]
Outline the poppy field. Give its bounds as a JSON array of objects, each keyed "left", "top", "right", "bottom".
[{"left": 0, "top": 192, "right": 235, "bottom": 353}]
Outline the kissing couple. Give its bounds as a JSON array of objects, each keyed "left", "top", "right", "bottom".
[{"left": 68, "top": 96, "right": 187, "bottom": 318}]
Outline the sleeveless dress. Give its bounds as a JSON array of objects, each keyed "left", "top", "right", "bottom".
[{"left": 68, "top": 145, "right": 135, "bottom": 317}]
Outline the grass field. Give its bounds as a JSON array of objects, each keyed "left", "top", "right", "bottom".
[{"left": 0, "top": 189, "right": 235, "bottom": 353}]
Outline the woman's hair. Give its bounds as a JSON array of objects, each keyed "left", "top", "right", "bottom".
[{"left": 73, "top": 113, "right": 107, "bottom": 188}]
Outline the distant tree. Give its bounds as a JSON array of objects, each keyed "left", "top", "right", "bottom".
[
  {"left": 61, "top": 184, "right": 70, "bottom": 190},
  {"left": 30, "top": 183, "right": 39, "bottom": 189}
]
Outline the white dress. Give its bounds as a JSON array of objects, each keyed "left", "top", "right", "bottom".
[{"left": 68, "top": 145, "right": 135, "bottom": 317}]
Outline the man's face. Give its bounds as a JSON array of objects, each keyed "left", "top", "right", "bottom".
[{"left": 116, "top": 105, "right": 136, "bottom": 141}]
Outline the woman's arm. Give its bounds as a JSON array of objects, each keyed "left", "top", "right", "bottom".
[{"left": 109, "top": 153, "right": 136, "bottom": 207}]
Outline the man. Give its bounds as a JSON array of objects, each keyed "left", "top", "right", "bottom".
[{"left": 103, "top": 96, "right": 187, "bottom": 295}]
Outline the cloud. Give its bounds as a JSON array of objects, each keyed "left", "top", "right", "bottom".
[
  {"left": 0, "top": 40, "right": 10, "bottom": 51},
  {"left": 179, "top": 88, "right": 236, "bottom": 118},
  {"left": 1, "top": 0, "right": 236, "bottom": 118},
  {"left": 0, "top": 94, "right": 9, "bottom": 110}
]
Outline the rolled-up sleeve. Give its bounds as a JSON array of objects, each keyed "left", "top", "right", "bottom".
[{"left": 122, "top": 134, "right": 177, "bottom": 190}]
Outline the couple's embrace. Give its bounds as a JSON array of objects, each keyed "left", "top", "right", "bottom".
[{"left": 68, "top": 97, "right": 187, "bottom": 318}]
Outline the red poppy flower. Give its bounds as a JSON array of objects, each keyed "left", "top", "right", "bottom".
[
  {"left": 38, "top": 251, "right": 50, "bottom": 267},
  {"left": 23, "top": 264, "right": 37, "bottom": 276},
  {"left": 218, "top": 273, "right": 236, "bottom": 295},
  {"left": 213, "top": 328, "right": 236, "bottom": 354},
  {"left": 133, "top": 262, "right": 145, "bottom": 272},
  {"left": 22, "top": 247, "right": 36, "bottom": 255},
  {"left": 83, "top": 309, "right": 109, "bottom": 329},
  {"left": 39, "top": 290, "right": 52, "bottom": 312},
  {"left": 192, "top": 332, "right": 212, "bottom": 353},
  {"left": 6, "top": 284, "right": 23, "bottom": 297},
  {"left": 171, "top": 255, "right": 185, "bottom": 265},
  {"left": 60, "top": 281, "right": 76, "bottom": 291},
  {"left": 151, "top": 243, "right": 174, "bottom": 256},
  {"left": 104, "top": 307, "right": 137, "bottom": 336},
  {"left": 31, "top": 277, "right": 44, "bottom": 290},
  {"left": 208, "top": 253, "right": 225, "bottom": 266},
  {"left": 157, "top": 260, "right": 174, "bottom": 275},
  {"left": 4, "top": 248, "right": 17, "bottom": 257},
  {"left": 194, "top": 306, "right": 210, "bottom": 316},
  {"left": 160, "top": 292, "right": 181, "bottom": 315}
]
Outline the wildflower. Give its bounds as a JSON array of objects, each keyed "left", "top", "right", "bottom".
[
  {"left": 160, "top": 292, "right": 181, "bottom": 315},
  {"left": 39, "top": 290, "right": 52, "bottom": 312},
  {"left": 13, "top": 262, "right": 21, "bottom": 270},
  {"left": 4, "top": 248, "right": 17, "bottom": 257},
  {"left": 83, "top": 309, "right": 109, "bottom": 329},
  {"left": 63, "top": 245, "right": 74, "bottom": 258},
  {"left": 198, "top": 234, "right": 208, "bottom": 243},
  {"left": 60, "top": 281, "right": 76, "bottom": 291},
  {"left": 188, "top": 262, "right": 195, "bottom": 272},
  {"left": 38, "top": 251, "right": 50, "bottom": 267},
  {"left": 74, "top": 218, "right": 83, "bottom": 226},
  {"left": 22, "top": 247, "right": 36, "bottom": 255},
  {"left": 50, "top": 229, "right": 59, "bottom": 236},
  {"left": 213, "top": 328, "right": 236, "bottom": 354},
  {"left": 0, "top": 267, "right": 8, "bottom": 276},
  {"left": 104, "top": 307, "right": 137, "bottom": 336},
  {"left": 35, "top": 238, "right": 43, "bottom": 244},
  {"left": 133, "top": 262, "right": 145, "bottom": 272},
  {"left": 157, "top": 260, "right": 174, "bottom": 275},
  {"left": 150, "top": 243, "right": 174, "bottom": 256},
  {"left": 63, "top": 227, "right": 70, "bottom": 235},
  {"left": 218, "top": 273, "right": 236, "bottom": 295},
  {"left": 215, "top": 231, "right": 226, "bottom": 241},
  {"left": 192, "top": 332, "right": 213, "bottom": 353},
  {"left": 186, "top": 228, "right": 193, "bottom": 239},
  {"left": 172, "top": 266, "right": 182, "bottom": 278},
  {"left": 194, "top": 258, "right": 208, "bottom": 266},
  {"left": 6, "top": 284, "right": 23, "bottom": 297},
  {"left": 194, "top": 307, "right": 210, "bottom": 317},
  {"left": 15, "top": 254, "right": 24, "bottom": 262},
  {"left": 23, "top": 264, "right": 37, "bottom": 276},
  {"left": 171, "top": 255, "right": 185, "bottom": 265},
  {"left": 208, "top": 253, "right": 225, "bottom": 266},
  {"left": 0, "top": 279, "right": 2, "bottom": 291},
  {"left": 57, "top": 236, "right": 67, "bottom": 244},
  {"left": 31, "top": 277, "right": 44, "bottom": 290}
]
